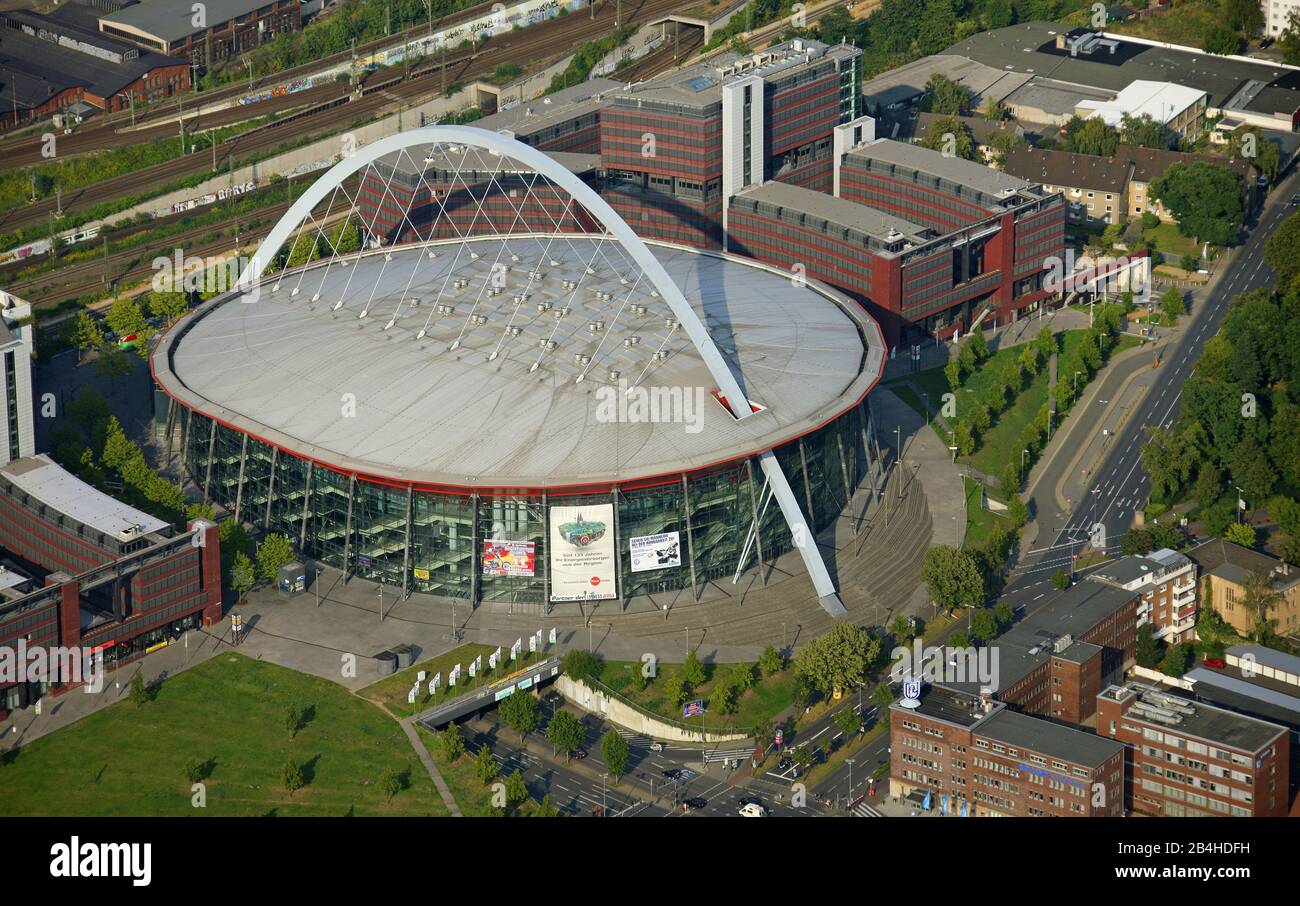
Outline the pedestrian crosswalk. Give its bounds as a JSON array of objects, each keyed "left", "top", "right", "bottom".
[{"left": 852, "top": 802, "right": 883, "bottom": 817}]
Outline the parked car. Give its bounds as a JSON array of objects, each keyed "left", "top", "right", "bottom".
[
  {"left": 738, "top": 802, "right": 768, "bottom": 817},
  {"left": 1204, "top": 657, "right": 1226, "bottom": 669},
  {"left": 572, "top": 748, "right": 587, "bottom": 760},
  {"left": 682, "top": 797, "right": 707, "bottom": 812},
  {"left": 649, "top": 742, "right": 664, "bottom": 752}
]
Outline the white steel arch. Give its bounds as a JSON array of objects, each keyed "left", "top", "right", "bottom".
[
  {"left": 241, "top": 125, "right": 846, "bottom": 617},
  {"left": 243, "top": 125, "right": 755, "bottom": 421}
]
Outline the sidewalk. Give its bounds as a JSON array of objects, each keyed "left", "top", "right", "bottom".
[{"left": 0, "top": 624, "right": 229, "bottom": 751}]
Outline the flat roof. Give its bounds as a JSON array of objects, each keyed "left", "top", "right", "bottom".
[
  {"left": 1076, "top": 79, "right": 1206, "bottom": 126},
  {"left": 861, "top": 54, "right": 1033, "bottom": 109},
  {"left": 101, "top": 0, "right": 283, "bottom": 43},
  {"left": 892, "top": 682, "right": 998, "bottom": 728},
  {"left": 475, "top": 79, "right": 621, "bottom": 139},
  {"left": 949, "top": 22, "right": 1300, "bottom": 120},
  {"left": 951, "top": 581, "right": 1136, "bottom": 693},
  {"left": 610, "top": 39, "right": 858, "bottom": 110},
  {"left": 1227, "top": 644, "right": 1300, "bottom": 680},
  {"left": 0, "top": 455, "right": 169, "bottom": 540},
  {"left": 1003, "top": 76, "right": 1115, "bottom": 119},
  {"left": 845, "top": 137, "right": 1033, "bottom": 203},
  {"left": 155, "top": 238, "right": 884, "bottom": 487},
  {"left": 1113, "top": 685, "right": 1285, "bottom": 753},
  {"left": 977, "top": 708, "right": 1123, "bottom": 768},
  {"left": 1186, "top": 667, "right": 1300, "bottom": 728},
  {"left": 733, "top": 179, "right": 932, "bottom": 245}
]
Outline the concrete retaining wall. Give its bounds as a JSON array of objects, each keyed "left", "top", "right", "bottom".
[{"left": 557, "top": 675, "right": 750, "bottom": 743}]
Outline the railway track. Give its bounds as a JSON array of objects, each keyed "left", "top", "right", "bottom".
[{"left": 0, "top": 0, "right": 693, "bottom": 238}]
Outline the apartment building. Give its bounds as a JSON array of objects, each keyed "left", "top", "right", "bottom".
[
  {"left": 0, "top": 293, "right": 34, "bottom": 467},
  {"left": 1188, "top": 539, "right": 1300, "bottom": 639},
  {"left": 890, "top": 683, "right": 1125, "bottom": 816},
  {"left": 1091, "top": 549, "right": 1198, "bottom": 644},
  {"left": 1097, "top": 684, "right": 1290, "bottom": 817}
]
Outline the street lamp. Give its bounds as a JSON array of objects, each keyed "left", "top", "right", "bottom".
[
  {"left": 1020, "top": 448, "right": 1029, "bottom": 484},
  {"left": 1234, "top": 486, "right": 1246, "bottom": 523},
  {"left": 1073, "top": 370, "right": 1082, "bottom": 396},
  {"left": 846, "top": 757, "right": 856, "bottom": 802}
]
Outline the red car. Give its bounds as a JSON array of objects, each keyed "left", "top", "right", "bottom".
[{"left": 1204, "top": 657, "right": 1226, "bottom": 669}]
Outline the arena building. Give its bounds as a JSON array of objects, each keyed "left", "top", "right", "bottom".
[{"left": 152, "top": 127, "right": 887, "bottom": 614}]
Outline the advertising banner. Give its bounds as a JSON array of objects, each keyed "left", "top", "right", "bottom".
[
  {"left": 482, "top": 539, "right": 536, "bottom": 577},
  {"left": 548, "top": 504, "right": 617, "bottom": 601},
  {"left": 629, "top": 531, "right": 681, "bottom": 573}
]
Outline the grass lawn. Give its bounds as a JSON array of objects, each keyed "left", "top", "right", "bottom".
[
  {"left": 594, "top": 659, "right": 796, "bottom": 732},
  {"left": 0, "top": 654, "right": 449, "bottom": 816},
  {"left": 962, "top": 476, "right": 1011, "bottom": 552},
  {"left": 1143, "top": 223, "right": 1204, "bottom": 261},
  {"left": 1111, "top": 0, "right": 1222, "bottom": 50},
  {"left": 359, "top": 643, "right": 548, "bottom": 720}
]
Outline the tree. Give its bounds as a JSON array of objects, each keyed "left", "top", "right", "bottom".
[
  {"left": 560, "top": 649, "right": 603, "bottom": 683},
  {"left": 872, "top": 683, "right": 895, "bottom": 727},
  {"left": 1159, "top": 643, "right": 1191, "bottom": 677},
  {"left": 257, "top": 533, "right": 296, "bottom": 581},
  {"left": 969, "top": 608, "right": 998, "bottom": 642},
  {"left": 105, "top": 296, "right": 149, "bottom": 340},
  {"left": 1230, "top": 127, "right": 1280, "bottom": 184},
  {"left": 662, "top": 672, "right": 690, "bottom": 707},
  {"left": 793, "top": 623, "right": 880, "bottom": 696},
  {"left": 439, "top": 724, "right": 466, "bottom": 761},
  {"left": 710, "top": 680, "right": 737, "bottom": 714},
  {"left": 1132, "top": 623, "right": 1160, "bottom": 668},
  {"left": 993, "top": 600, "right": 1013, "bottom": 628},
  {"left": 91, "top": 344, "right": 136, "bottom": 382},
  {"left": 1051, "top": 569, "right": 1070, "bottom": 591},
  {"left": 1006, "top": 495, "right": 1028, "bottom": 529},
  {"left": 326, "top": 218, "right": 362, "bottom": 255},
  {"left": 920, "top": 115, "right": 977, "bottom": 161},
  {"left": 1160, "top": 287, "right": 1185, "bottom": 323},
  {"left": 923, "top": 73, "right": 968, "bottom": 115},
  {"left": 230, "top": 551, "right": 256, "bottom": 603},
  {"left": 183, "top": 757, "right": 205, "bottom": 784},
  {"left": 71, "top": 311, "right": 103, "bottom": 357},
  {"left": 129, "top": 671, "right": 148, "bottom": 707},
  {"left": 834, "top": 705, "right": 861, "bottom": 738},
  {"left": 1119, "top": 112, "right": 1167, "bottom": 149},
  {"left": 148, "top": 290, "right": 189, "bottom": 326},
  {"left": 281, "top": 756, "right": 305, "bottom": 795},
  {"left": 1150, "top": 162, "right": 1244, "bottom": 246},
  {"left": 473, "top": 745, "right": 498, "bottom": 784},
  {"left": 814, "top": 5, "right": 856, "bottom": 44},
  {"left": 1062, "top": 115, "right": 1119, "bottom": 157},
  {"left": 1201, "top": 24, "right": 1241, "bottom": 55},
  {"left": 920, "top": 545, "right": 984, "bottom": 610},
  {"left": 601, "top": 729, "right": 629, "bottom": 781},
  {"left": 284, "top": 232, "right": 320, "bottom": 268},
  {"left": 545, "top": 709, "right": 585, "bottom": 759},
  {"left": 1224, "top": 521, "right": 1257, "bottom": 548},
  {"left": 890, "top": 613, "right": 917, "bottom": 644},
  {"left": 759, "top": 643, "right": 785, "bottom": 676},
  {"left": 380, "top": 767, "right": 405, "bottom": 802},
  {"left": 1222, "top": 0, "right": 1264, "bottom": 35},
  {"left": 682, "top": 649, "right": 706, "bottom": 688},
  {"left": 1141, "top": 426, "right": 1198, "bottom": 501},
  {"left": 499, "top": 690, "right": 539, "bottom": 739},
  {"left": 504, "top": 768, "right": 529, "bottom": 808},
  {"left": 1121, "top": 527, "right": 1154, "bottom": 556},
  {"left": 284, "top": 703, "right": 304, "bottom": 739},
  {"left": 1281, "top": 9, "right": 1300, "bottom": 64}
]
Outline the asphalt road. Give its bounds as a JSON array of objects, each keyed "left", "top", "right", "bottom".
[{"left": 998, "top": 171, "right": 1299, "bottom": 613}]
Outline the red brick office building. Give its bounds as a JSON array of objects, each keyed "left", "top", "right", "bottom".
[
  {"left": 890, "top": 684, "right": 1125, "bottom": 817},
  {"left": 1098, "top": 684, "right": 1290, "bottom": 817},
  {"left": 0, "top": 455, "right": 222, "bottom": 718}
]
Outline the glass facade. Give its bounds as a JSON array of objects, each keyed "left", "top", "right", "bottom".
[{"left": 181, "top": 402, "right": 873, "bottom": 606}]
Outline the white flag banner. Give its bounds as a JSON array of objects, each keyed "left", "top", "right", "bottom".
[
  {"left": 511, "top": 638, "right": 521, "bottom": 661},
  {"left": 408, "top": 684, "right": 418, "bottom": 704},
  {"left": 529, "top": 632, "right": 537, "bottom": 653},
  {"left": 428, "top": 673, "right": 440, "bottom": 695},
  {"left": 548, "top": 627, "right": 557, "bottom": 645},
  {"left": 450, "top": 664, "right": 460, "bottom": 686},
  {"left": 489, "top": 647, "right": 501, "bottom": 670},
  {"left": 468, "top": 658, "right": 477, "bottom": 679},
  {"left": 1239, "top": 497, "right": 1247, "bottom": 511}
]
